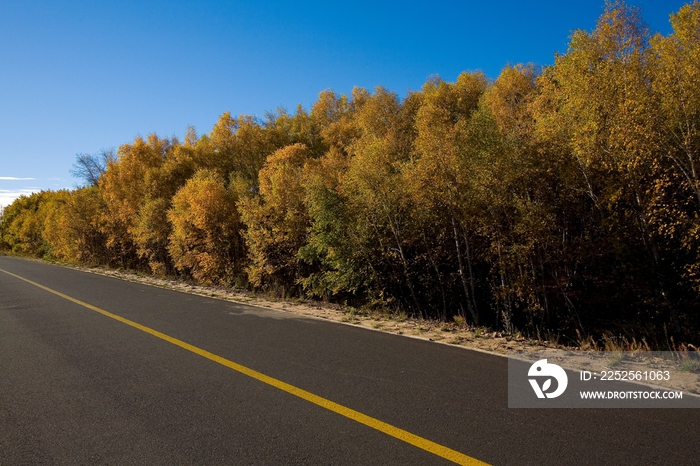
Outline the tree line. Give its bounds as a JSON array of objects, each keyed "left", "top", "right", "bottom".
[{"left": 3, "top": 2, "right": 700, "bottom": 347}]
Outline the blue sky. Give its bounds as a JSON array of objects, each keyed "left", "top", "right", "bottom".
[{"left": 0, "top": 0, "right": 690, "bottom": 207}]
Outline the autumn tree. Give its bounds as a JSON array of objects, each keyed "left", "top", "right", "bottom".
[
  {"left": 99, "top": 134, "right": 173, "bottom": 268},
  {"left": 167, "top": 169, "right": 244, "bottom": 285},
  {"left": 208, "top": 112, "right": 280, "bottom": 191},
  {"left": 130, "top": 130, "right": 203, "bottom": 275},
  {"left": 239, "top": 143, "right": 312, "bottom": 293},
  {"left": 58, "top": 186, "right": 111, "bottom": 264},
  {"left": 408, "top": 72, "right": 488, "bottom": 323},
  {"left": 298, "top": 89, "right": 375, "bottom": 301},
  {"left": 651, "top": 1, "right": 700, "bottom": 294}
]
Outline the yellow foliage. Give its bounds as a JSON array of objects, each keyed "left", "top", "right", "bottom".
[
  {"left": 239, "top": 143, "right": 311, "bottom": 288},
  {"left": 167, "top": 169, "right": 243, "bottom": 285}
]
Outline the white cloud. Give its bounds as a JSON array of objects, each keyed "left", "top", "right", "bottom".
[
  {"left": 0, "top": 176, "right": 36, "bottom": 180},
  {"left": 0, "top": 189, "right": 40, "bottom": 208}
]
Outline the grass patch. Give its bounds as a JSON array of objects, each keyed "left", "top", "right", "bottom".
[
  {"left": 680, "top": 358, "right": 700, "bottom": 373},
  {"left": 607, "top": 351, "right": 625, "bottom": 367}
]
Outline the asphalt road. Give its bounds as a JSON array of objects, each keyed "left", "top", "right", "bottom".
[{"left": 1, "top": 256, "right": 699, "bottom": 465}]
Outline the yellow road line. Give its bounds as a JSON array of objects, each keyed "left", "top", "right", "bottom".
[{"left": 0, "top": 267, "right": 489, "bottom": 466}]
